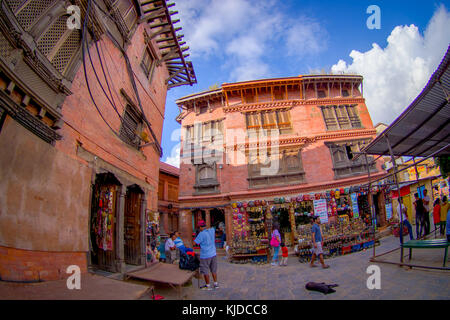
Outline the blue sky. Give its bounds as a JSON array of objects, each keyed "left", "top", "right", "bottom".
[{"left": 162, "top": 0, "right": 450, "bottom": 166}]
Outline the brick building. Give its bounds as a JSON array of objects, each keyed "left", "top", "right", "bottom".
[
  {"left": 176, "top": 75, "right": 387, "bottom": 248},
  {"left": 0, "top": 0, "right": 195, "bottom": 281},
  {"left": 158, "top": 161, "right": 179, "bottom": 235}
]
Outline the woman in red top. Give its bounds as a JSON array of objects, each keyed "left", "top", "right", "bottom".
[
  {"left": 433, "top": 198, "right": 441, "bottom": 232},
  {"left": 280, "top": 243, "right": 289, "bottom": 266}
]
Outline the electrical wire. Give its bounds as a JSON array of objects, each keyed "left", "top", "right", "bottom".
[
  {"left": 90, "top": 0, "right": 163, "bottom": 156},
  {"left": 81, "top": 0, "right": 122, "bottom": 139}
]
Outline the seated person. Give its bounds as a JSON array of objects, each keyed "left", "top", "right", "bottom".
[{"left": 174, "top": 231, "right": 194, "bottom": 254}]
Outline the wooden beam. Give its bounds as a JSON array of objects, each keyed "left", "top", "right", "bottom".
[
  {"left": 285, "top": 85, "right": 288, "bottom": 100},
  {"left": 271, "top": 86, "right": 274, "bottom": 101},
  {"left": 149, "top": 25, "right": 171, "bottom": 39},
  {"left": 224, "top": 91, "right": 229, "bottom": 107},
  {"left": 241, "top": 89, "right": 244, "bottom": 104}
]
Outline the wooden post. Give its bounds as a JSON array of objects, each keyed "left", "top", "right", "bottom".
[
  {"left": 140, "top": 192, "right": 147, "bottom": 266},
  {"left": 241, "top": 89, "right": 244, "bottom": 104},
  {"left": 271, "top": 86, "right": 274, "bottom": 101},
  {"left": 285, "top": 85, "right": 288, "bottom": 100},
  {"left": 206, "top": 209, "right": 211, "bottom": 228},
  {"left": 117, "top": 185, "right": 127, "bottom": 276},
  {"left": 224, "top": 91, "right": 229, "bottom": 106},
  {"left": 179, "top": 210, "right": 193, "bottom": 248},
  {"left": 255, "top": 87, "right": 259, "bottom": 103}
]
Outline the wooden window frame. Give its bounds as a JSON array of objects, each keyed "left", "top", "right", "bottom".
[{"left": 141, "top": 44, "right": 157, "bottom": 82}]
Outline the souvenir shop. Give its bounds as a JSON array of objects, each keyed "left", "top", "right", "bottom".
[
  {"left": 145, "top": 210, "right": 161, "bottom": 265},
  {"left": 89, "top": 172, "right": 149, "bottom": 272},
  {"left": 228, "top": 185, "right": 388, "bottom": 264},
  {"left": 229, "top": 201, "right": 271, "bottom": 264},
  {"left": 90, "top": 173, "right": 120, "bottom": 272}
]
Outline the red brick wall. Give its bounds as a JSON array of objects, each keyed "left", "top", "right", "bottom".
[
  {"left": 178, "top": 79, "right": 378, "bottom": 198},
  {"left": 0, "top": 245, "right": 87, "bottom": 282}
]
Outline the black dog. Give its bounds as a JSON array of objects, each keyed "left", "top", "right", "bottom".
[{"left": 305, "top": 282, "right": 339, "bottom": 294}]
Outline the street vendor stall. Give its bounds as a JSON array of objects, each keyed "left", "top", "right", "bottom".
[
  {"left": 295, "top": 218, "right": 374, "bottom": 263},
  {"left": 228, "top": 201, "right": 270, "bottom": 264}
]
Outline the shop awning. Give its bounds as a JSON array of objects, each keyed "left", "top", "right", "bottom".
[{"left": 359, "top": 45, "right": 450, "bottom": 158}]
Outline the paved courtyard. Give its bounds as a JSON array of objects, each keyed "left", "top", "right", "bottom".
[
  {"left": 140, "top": 235, "right": 450, "bottom": 300},
  {"left": 0, "top": 235, "right": 448, "bottom": 300}
]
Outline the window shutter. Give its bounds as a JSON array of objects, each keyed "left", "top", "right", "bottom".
[
  {"left": 321, "top": 106, "right": 338, "bottom": 130},
  {"left": 347, "top": 105, "right": 362, "bottom": 128},
  {"left": 336, "top": 105, "right": 351, "bottom": 129},
  {"left": 119, "top": 105, "right": 141, "bottom": 148}
]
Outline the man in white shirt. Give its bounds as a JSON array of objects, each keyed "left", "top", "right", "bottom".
[
  {"left": 164, "top": 233, "right": 177, "bottom": 264},
  {"left": 422, "top": 189, "right": 431, "bottom": 235},
  {"left": 396, "top": 197, "right": 413, "bottom": 242}
]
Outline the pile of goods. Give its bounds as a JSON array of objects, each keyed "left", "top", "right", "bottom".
[{"left": 295, "top": 219, "right": 375, "bottom": 262}]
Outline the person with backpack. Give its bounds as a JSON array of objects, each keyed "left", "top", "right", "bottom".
[
  {"left": 413, "top": 193, "right": 426, "bottom": 239},
  {"left": 270, "top": 224, "right": 281, "bottom": 266}
]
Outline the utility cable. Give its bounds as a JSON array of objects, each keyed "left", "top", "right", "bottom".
[{"left": 81, "top": 0, "right": 121, "bottom": 138}]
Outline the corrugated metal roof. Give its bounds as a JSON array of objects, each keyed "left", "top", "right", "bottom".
[{"left": 361, "top": 45, "right": 450, "bottom": 157}]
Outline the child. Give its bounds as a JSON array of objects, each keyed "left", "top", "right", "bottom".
[{"left": 280, "top": 242, "right": 289, "bottom": 266}]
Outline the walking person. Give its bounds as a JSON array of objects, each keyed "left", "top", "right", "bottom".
[
  {"left": 414, "top": 193, "right": 426, "bottom": 239},
  {"left": 397, "top": 197, "right": 414, "bottom": 243},
  {"left": 433, "top": 198, "right": 441, "bottom": 237},
  {"left": 194, "top": 220, "right": 219, "bottom": 290},
  {"left": 422, "top": 189, "right": 431, "bottom": 235},
  {"left": 280, "top": 242, "right": 289, "bottom": 266},
  {"left": 310, "top": 216, "right": 329, "bottom": 269},
  {"left": 446, "top": 205, "right": 450, "bottom": 243},
  {"left": 440, "top": 196, "right": 449, "bottom": 236},
  {"left": 270, "top": 224, "right": 281, "bottom": 266}
]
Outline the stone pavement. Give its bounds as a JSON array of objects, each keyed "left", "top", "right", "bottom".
[
  {"left": 140, "top": 235, "right": 450, "bottom": 300},
  {"left": 0, "top": 273, "right": 150, "bottom": 300},
  {"left": 0, "top": 235, "right": 448, "bottom": 300}
]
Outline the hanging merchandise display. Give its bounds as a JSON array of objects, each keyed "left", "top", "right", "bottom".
[
  {"left": 145, "top": 211, "right": 160, "bottom": 265},
  {"left": 295, "top": 218, "right": 374, "bottom": 263},
  {"left": 94, "top": 186, "right": 115, "bottom": 251},
  {"left": 229, "top": 202, "right": 269, "bottom": 264}
]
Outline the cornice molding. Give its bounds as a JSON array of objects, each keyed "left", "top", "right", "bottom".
[{"left": 223, "top": 97, "right": 365, "bottom": 113}]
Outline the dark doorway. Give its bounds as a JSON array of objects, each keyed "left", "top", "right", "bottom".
[
  {"left": 124, "top": 184, "right": 143, "bottom": 265},
  {"left": 90, "top": 173, "right": 121, "bottom": 272}
]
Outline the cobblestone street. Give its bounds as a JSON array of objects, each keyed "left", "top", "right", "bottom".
[{"left": 141, "top": 235, "right": 450, "bottom": 300}]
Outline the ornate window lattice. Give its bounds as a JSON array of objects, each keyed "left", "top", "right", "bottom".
[
  {"left": 14, "top": 0, "right": 56, "bottom": 31},
  {"left": 37, "top": 15, "right": 68, "bottom": 57},
  {"left": 50, "top": 30, "right": 81, "bottom": 75}
]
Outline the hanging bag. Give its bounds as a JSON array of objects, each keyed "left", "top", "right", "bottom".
[{"left": 270, "top": 231, "right": 280, "bottom": 247}]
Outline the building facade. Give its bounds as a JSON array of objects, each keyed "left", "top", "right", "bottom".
[
  {"left": 158, "top": 161, "right": 179, "bottom": 235},
  {"left": 176, "top": 75, "right": 386, "bottom": 247},
  {"left": 0, "top": 0, "right": 195, "bottom": 281}
]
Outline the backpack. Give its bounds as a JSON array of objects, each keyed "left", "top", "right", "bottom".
[{"left": 179, "top": 250, "right": 200, "bottom": 271}]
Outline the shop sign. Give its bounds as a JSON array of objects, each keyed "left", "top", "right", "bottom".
[
  {"left": 385, "top": 203, "right": 393, "bottom": 220},
  {"left": 350, "top": 193, "right": 359, "bottom": 218},
  {"left": 313, "top": 198, "right": 328, "bottom": 224}
]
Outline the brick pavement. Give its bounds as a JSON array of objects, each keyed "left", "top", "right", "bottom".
[{"left": 141, "top": 235, "right": 450, "bottom": 300}]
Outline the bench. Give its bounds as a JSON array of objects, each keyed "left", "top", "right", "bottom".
[
  {"left": 401, "top": 239, "right": 449, "bottom": 267},
  {"left": 125, "top": 262, "right": 199, "bottom": 299}
]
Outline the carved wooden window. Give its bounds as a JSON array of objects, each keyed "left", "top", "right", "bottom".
[
  {"left": 326, "top": 140, "right": 376, "bottom": 179},
  {"left": 247, "top": 148, "right": 305, "bottom": 188},
  {"left": 246, "top": 112, "right": 261, "bottom": 130},
  {"left": 194, "top": 163, "right": 219, "bottom": 194},
  {"left": 113, "top": 0, "right": 138, "bottom": 34},
  {"left": 262, "top": 111, "right": 277, "bottom": 129},
  {"left": 318, "top": 90, "right": 326, "bottom": 98},
  {"left": 321, "top": 105, "right": 362, "bottom": 131},
  {"left": 119, "top": 105, "right": 143, "bottom": 149},
  {"left": 141, "top": 45, "right": 157, "bottom": 80}
]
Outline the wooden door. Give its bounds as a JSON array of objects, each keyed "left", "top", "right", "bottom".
[{"left": 124, "top": 190, "right": 141, "bottom": 265}]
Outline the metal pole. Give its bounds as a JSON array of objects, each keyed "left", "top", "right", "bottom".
[
  {"left": 385, "top": 135, "right": 405, "bottom": 263},
  {"left": 364, "top": 154, "right": 376, "bottom": 258}
]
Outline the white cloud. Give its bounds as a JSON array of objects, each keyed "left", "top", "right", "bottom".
[
  {"left": 176, "top": 0, "right": 327, "bottom": 81},
  {"left": 164, "top": 145, "right": 180, "bottom": 168},
  {"left": 331, "top": 5, "right": 450, "bottom": 125}
]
